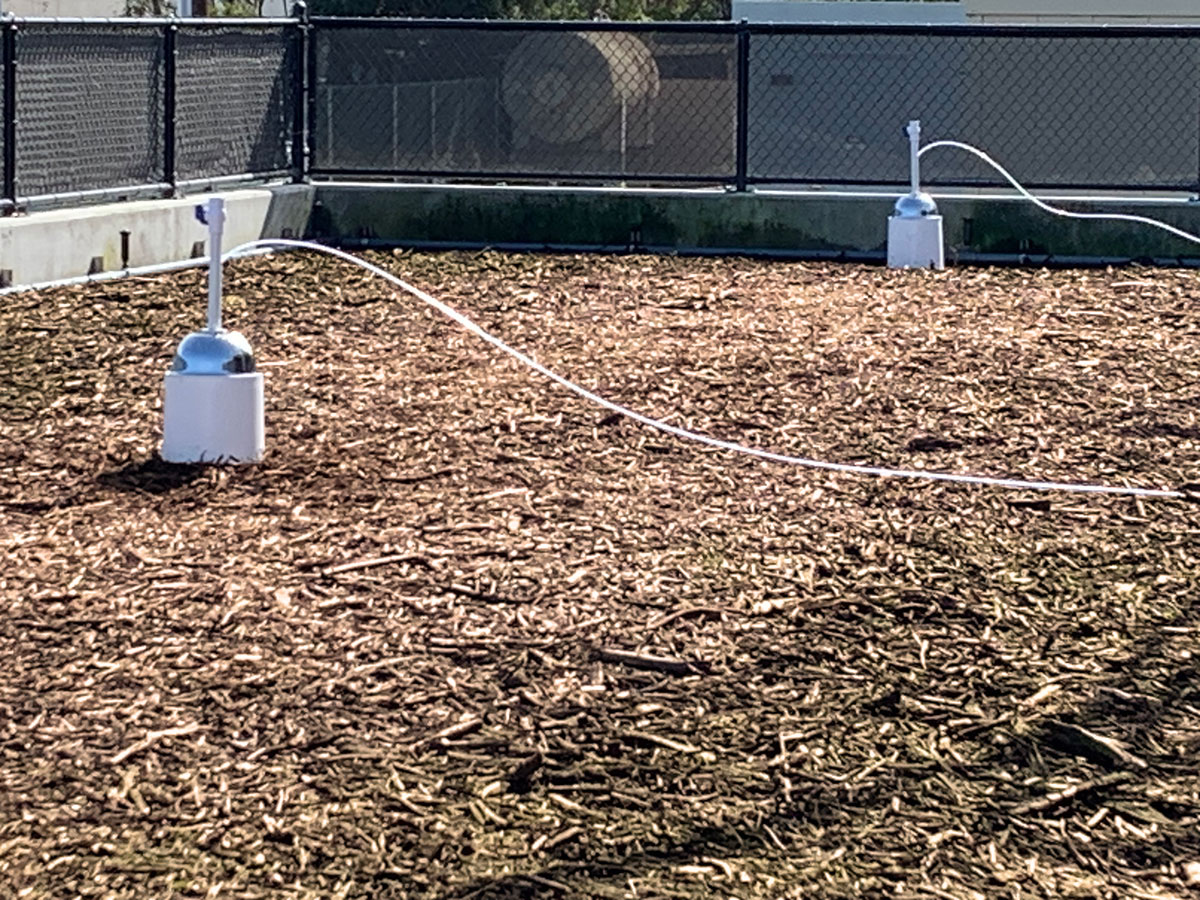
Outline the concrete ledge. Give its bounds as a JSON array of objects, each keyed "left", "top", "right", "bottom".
[
  {"left": 6, "top": 181, "right": 1200, "bottom": 288},
  {"left": 311, "top": 182, "right": 1200, "bottom": 265},
  {"left": 0, "top": 184, "right": 314, "bottom": 287}
]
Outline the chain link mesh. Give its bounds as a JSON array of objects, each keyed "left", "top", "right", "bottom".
[
  {"left": 312, "top": 25, "right": 736, "bottom": 181},
  {"left": 15, "top": 24, "right": 164, "bottom": 198},
  {"left": 176, "top": 25, "right": 299, "bottom": 183},
  {"left": 6, "top": 20, "right": 1200, "bottom": 203},
  {"left": 749, "top": 31, "right": 1200, "bottom": 190}
]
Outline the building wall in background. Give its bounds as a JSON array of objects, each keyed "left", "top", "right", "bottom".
[
  {"left": 0, "top": 0, "right": 292, "bottom": 15},
  {"left": 732, "top": 1, "right": 966, "bottom": 24},
  {"left": 967, "top": 0, "right": 1200, "bottom": 24},
  {"left": 734, "top": 0, "right": 1200, "bottom": 25},
  {"left": 1, "top": 0, "right": 124, "bottom": 13}
]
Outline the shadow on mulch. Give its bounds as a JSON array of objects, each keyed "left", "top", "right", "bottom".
[
  {"left": 97, "top": 456, "right": 207, "bottom": 495},
  {"left": 450, "top": 825, "right": 794, "bottom": 899}
]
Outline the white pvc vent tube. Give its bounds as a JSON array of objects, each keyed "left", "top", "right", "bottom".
[{"left": 206, "top": 196, "right": 225, "bottom": 333}]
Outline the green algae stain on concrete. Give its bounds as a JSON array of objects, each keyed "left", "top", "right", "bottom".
[
  {"left": 315, "top": 186, "right": 894, "bottom": 255},
  {"left": 313, "top": 184, "right": 1200, "bottom": 263},
  {"left": 942, "top": 199, "right": 1200, "bottom": 260}
]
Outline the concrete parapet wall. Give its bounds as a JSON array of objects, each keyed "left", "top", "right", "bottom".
[
  {"left": 310, "top": 183, "right": 1200, "bottom": 266},
  {"left": 0, "top": 185, "right": 313, "bottom": 288},
  {"left": 5, "top": 181, "right": 1200, "bottom": 289},
  {"left": 310, "top": 184, "right": 892, "bottom": 258}
]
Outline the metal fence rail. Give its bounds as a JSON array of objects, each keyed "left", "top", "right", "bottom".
[{"left": 3, "top": 15, "right": 1200, "bottom": 213}]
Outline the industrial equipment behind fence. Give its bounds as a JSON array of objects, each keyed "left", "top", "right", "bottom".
[{"left": 3, "top": 13, "right": 1200, "bottom": 212}]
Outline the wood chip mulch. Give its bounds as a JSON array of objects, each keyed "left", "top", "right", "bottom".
[{"left": 2, "top": 251, "right": 1199, "bottom": 899}]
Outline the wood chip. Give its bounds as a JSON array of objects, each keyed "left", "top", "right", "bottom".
[{"left": 5, "top": 252, "right": 1199, "bottom": 898}]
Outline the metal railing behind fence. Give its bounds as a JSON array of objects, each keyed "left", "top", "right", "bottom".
[{"left": 3, "top": 15, "right": 1200, "bottom": 213}]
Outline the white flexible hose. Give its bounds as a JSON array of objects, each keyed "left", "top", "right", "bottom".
[
  {"left": 919, "top": 140, "right": 1200, "bottom": 246},
  {"left": 222, "top": 237, "right": 1185, "bottom": 500}
]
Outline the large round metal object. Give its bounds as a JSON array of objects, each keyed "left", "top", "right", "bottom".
[
  {"left": 171, "top": 330, "right": 256, "bottom": 375},
  {"left": 501, "top": 31, "right": 660, "bottom": 145}
]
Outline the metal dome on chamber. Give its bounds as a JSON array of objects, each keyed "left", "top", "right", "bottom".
[
  {"left": 892, "top": 190, "right": 938, "bottom": 219},
  {"left": 171, "top": 329, "right": 256, "bottom": 375}
]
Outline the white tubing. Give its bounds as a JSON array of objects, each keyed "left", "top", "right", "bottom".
[
  {"left": 0, "top": 249, "right": 280, "bottom": 297},
  {"left": 919, "top": 139, "right": 1200, "bottom": 246},
  {"left": 222, "top": 238, "right": 1184, "bottom": 500}
]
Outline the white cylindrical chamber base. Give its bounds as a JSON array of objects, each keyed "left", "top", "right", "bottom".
[
  {"left": 162, "top": 371, "right": 264, "bottom": 464},
  {"left": 887, "top": 214, "right": 946, "bottom": 270}
]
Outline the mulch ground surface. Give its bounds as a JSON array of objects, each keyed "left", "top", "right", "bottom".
[{"left": 2, "top": 251, "right": 1199, "bottom": 900}]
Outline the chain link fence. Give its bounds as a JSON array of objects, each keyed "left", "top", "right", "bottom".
[
  {"left": 1, "top": 27, "right": 9, "bottom": 210},
  {"left": 1, "top": 17, "right": 301, "bottom": 210},
  {"left": 748, "top": 29, "right": 1200, "bottom": 189},
  {"left": 308, "top": 20, "right": 1200, "bottom": 192},
  {"left": 311, "top": 22, "right": 736, "bottom": 182},
  {"left": 4, "top": 17, "right": 1200, "bottom": 211},
  {"left": 176, "top": 24, "right": 301, "bottom": 185},
  {"left": 15, "top": 23, "right": 166, "bottom": 200}
]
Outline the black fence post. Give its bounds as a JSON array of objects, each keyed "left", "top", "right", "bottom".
[
  {"left": 734, "top": 20, "right": 750, "bottom": 192},
  {"left": 292, "top": 1, "right": 308, "bottom": 183},
  {"left": 163, "top": 21, "right": 177, "bottom": 197},
  {"left": 1195, "top": 89, "right": 1200, "bottom": 199},
  {"left": 3, "top": 18, "right": 17, "bottom": 212},
  {"left": 305, "top": 7, "right": 317, "bottom": 175}
]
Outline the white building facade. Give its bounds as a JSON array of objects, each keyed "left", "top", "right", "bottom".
[
  {"left": 732, "top": 0, "right": 1200, "bottom": 25},
  {"left": 0, "top": 1, "right": 124, "bottom": 13},
  {"left": 0, "top": 0, "right": 291, "bottom": 14}
]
